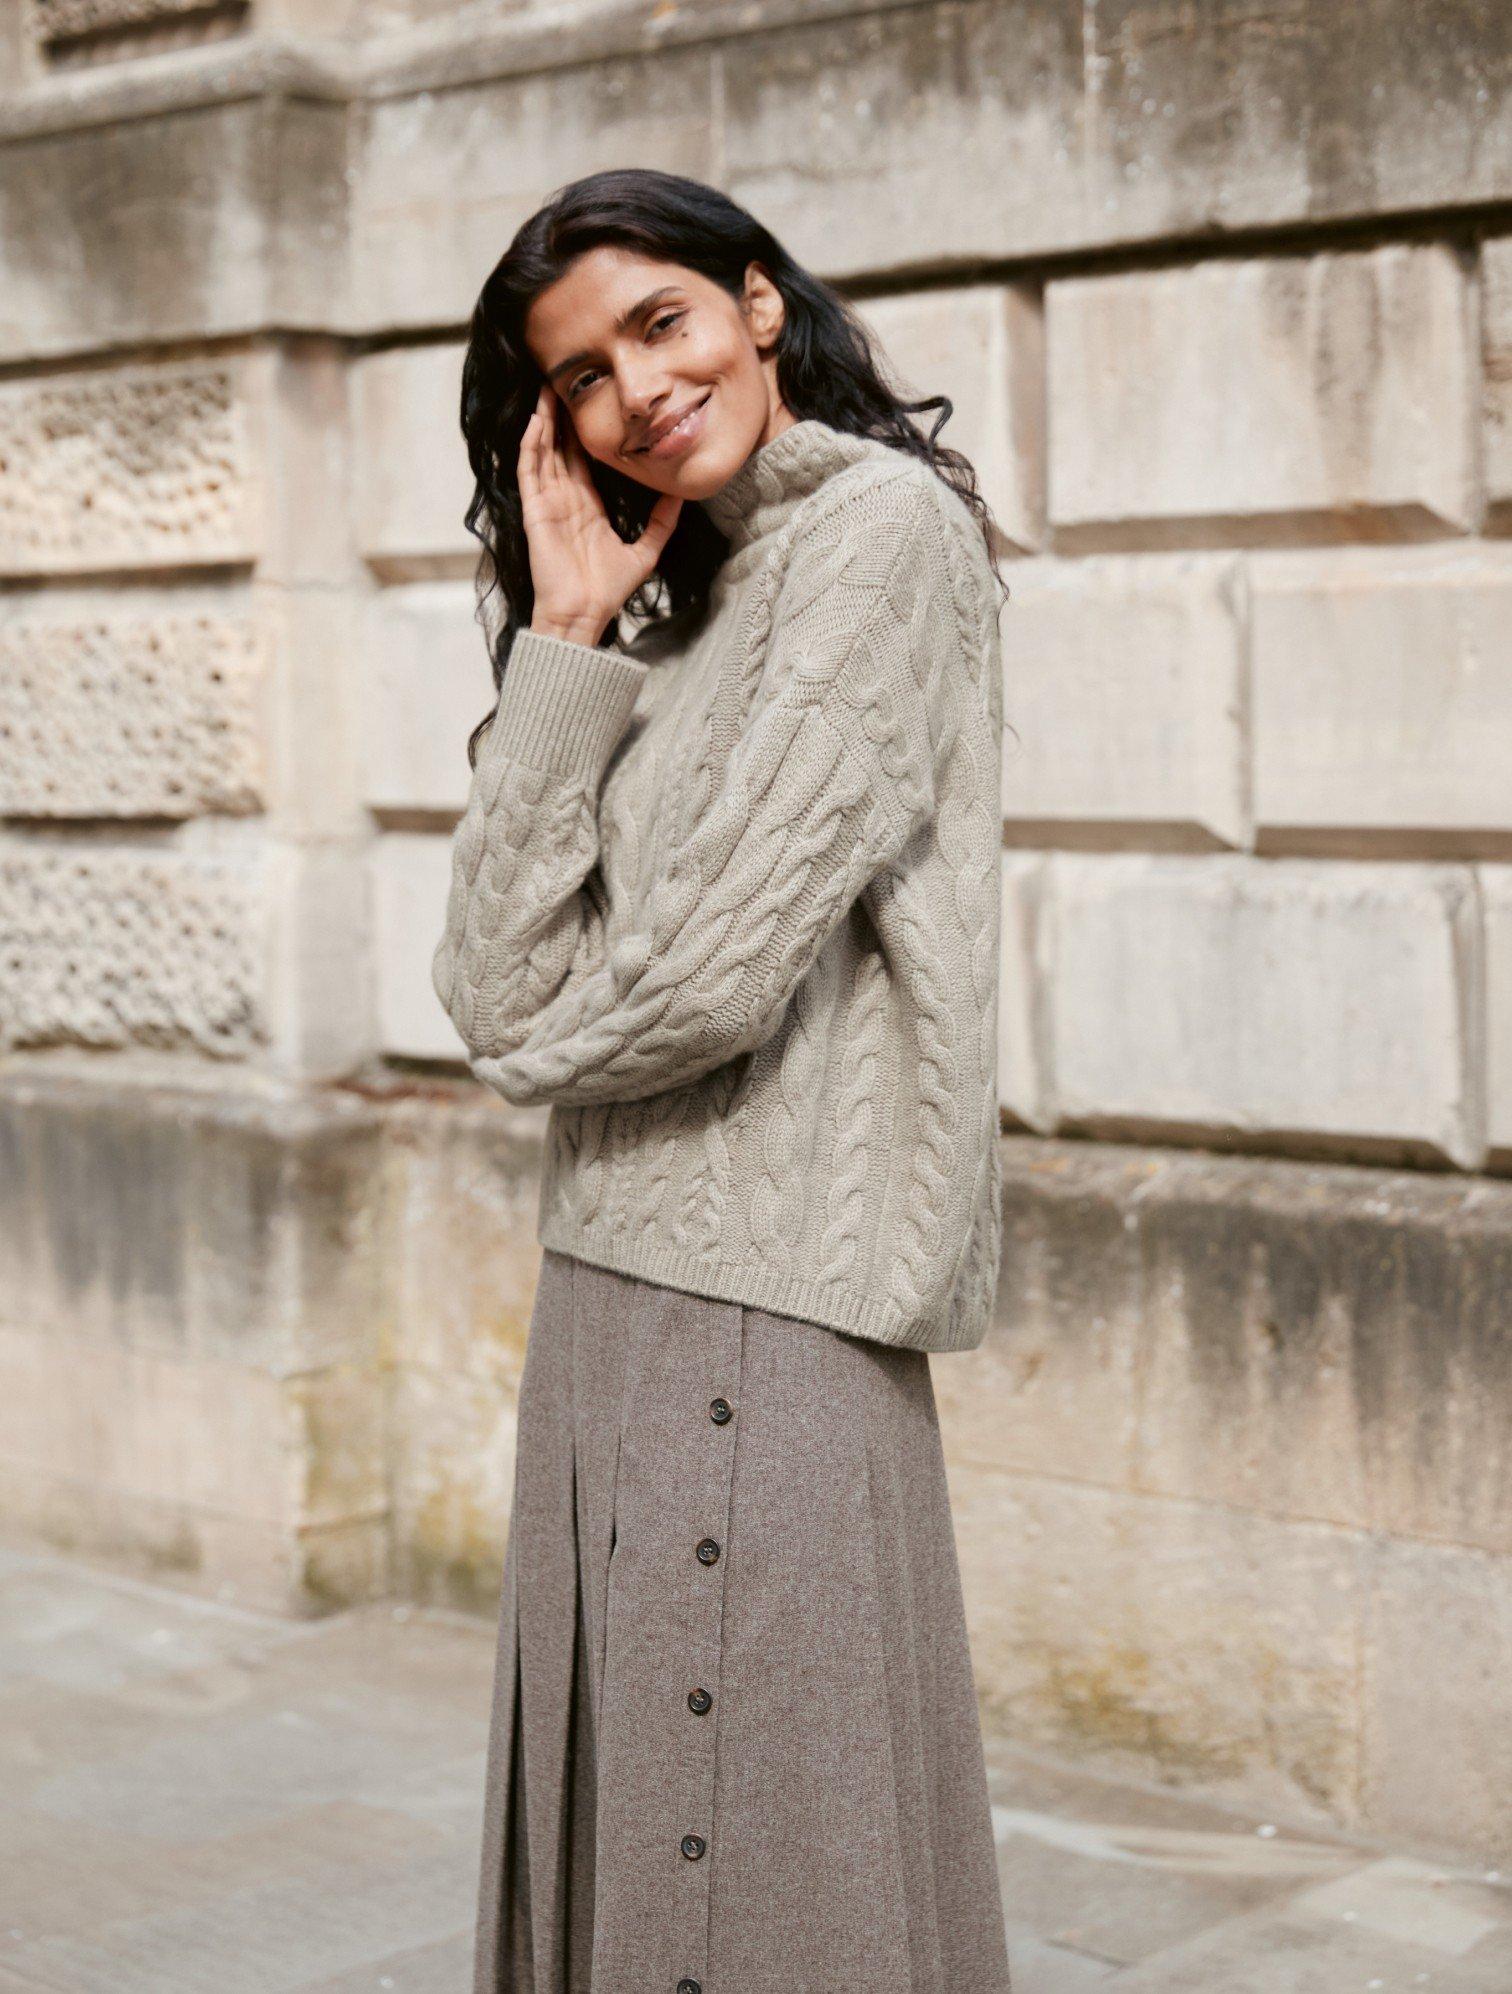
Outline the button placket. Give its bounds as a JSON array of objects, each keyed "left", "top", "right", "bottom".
[{"left": 670, "top": 1300, "right": 743, "bottom": 1992}]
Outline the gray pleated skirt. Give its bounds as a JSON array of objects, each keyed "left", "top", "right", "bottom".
[{"left": 474, "top": 1245, "right": 1011, "bottom": 1993}]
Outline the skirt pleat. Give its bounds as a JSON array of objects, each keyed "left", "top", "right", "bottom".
[{"left": 473, "top": 1246, "right": 1011, "bottom": 1994}]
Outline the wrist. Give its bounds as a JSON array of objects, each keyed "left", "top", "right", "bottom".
[{"left": 530, "top": 611, "right": 610, "bottom": 647}]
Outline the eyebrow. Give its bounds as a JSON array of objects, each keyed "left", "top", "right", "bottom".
[{"left": 543, "top": 286, "right": 684, "bottom": 385}]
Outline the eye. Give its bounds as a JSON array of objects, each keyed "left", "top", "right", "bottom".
[{"left": 565, "top": 310, "right": 685, "bottom": 401}]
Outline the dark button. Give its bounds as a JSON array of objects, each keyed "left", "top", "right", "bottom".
[
  {"left": 680, "top": 1832, "right": 706, "bottom": 1860},
  {"left": 695, "top": 1537, "right": 721, "bottom": 1565},
  {"left": 677, "top": 1981, "right": 702, "bottom": 1993},
  {"left": 709, "top": 1397, "right": 733, "bottom": 1424},
  {"left": 688, "top": 1686, "right": 713, "bottom": 1714}
]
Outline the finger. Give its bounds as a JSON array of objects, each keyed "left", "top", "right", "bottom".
[
  {"left": 517, "top": 411, "right": 542, "bottom": 506},
  {"left": 559, "top": 415, "right": 601, "bottom": 499}
]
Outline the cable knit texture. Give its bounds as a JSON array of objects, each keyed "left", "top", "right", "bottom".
[{"left": 431, "top": 416, "right": 1005, "bottom": 1352}]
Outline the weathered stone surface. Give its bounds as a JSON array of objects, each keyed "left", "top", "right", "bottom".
[
  {"left": 383, "top": 1082, "right": 543, "bottom": 1385},
  {"left": 1363, "top": 1536, "right": 1512, "bottom": 1860},
  {"left": 1483, "top": 234, "right": 1512, "bottom": 533},
  {"left": 387, "top": 1364, "right": 517, "bottom": 1615},
  {"left": 1042, "top": 854, "right": 1481, "bottom": 1165},
  {"left": 999, "top": 555, "right": 1246, "bottom": 845},
  {"left": 0, "top": 841, "right": 266, "bottom": 1054},
  {"left": 352, "top": 47, "right": 717, "bottom": 332},
  {"left": 1081, "top": 0, "right": 1512, "bottom": 247},
  {"left": 730, "top": 2, "right": 1512, "bottom": 280},
  {"left": 951, "top": 1463, "right": 1365, "bottom": 1820},
  {"left": 0, "top": 1067, "right": 393, "bottom": 1611},
  {"left": 724, "top": 0, "right": 1084, "bottom": 282},
  {"left": 0, "top": 96, "right": 350, "bottom": 362},
  {"left": 855, "top": 282, "right": 1044, "bottom": 554},
  {"left": 0, "top": 601, "right": 265, "bottom": 818},
  {"left": 1047, "top": 245, "right": 1475, "bottom": 549},
  {"left": 353, "top": 344, "right": 472, "bottom": 572},
  {"left": 998, "top": 852, "right": 1048, "bottom": 1132},
  {"left": 0, "top": 1065, "right": 391, "bottom": 1369},
  {"left": 1251, "top": 547, "right": 1512, "bottom": 843},
  {"left": 361, "top": 582, "right": 491, "bottom": 814},
  {"left": 0, "top": 359, "right": 255, "bottom": 577},
  {"left": 934, "top": 1141, "right": 1157, "bottom": 1487},
  {"left": 30, "top": 0, "right": 245, "bottom": 49},
  {"left": 1485, "top": 864, "right": 1512, "bottom": 1158},
  {"left": 370, "top": 831, "right": 456, "bottom": 1061},
  {"left": 1134, "top": 1151, "right": 1512, "bottom": 1551}
]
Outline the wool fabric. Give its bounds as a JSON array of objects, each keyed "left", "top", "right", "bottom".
[{"left": 432, "top": 415, "right": 1005, "bottom": 1353}]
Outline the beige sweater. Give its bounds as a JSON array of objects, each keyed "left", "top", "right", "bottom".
[{"left": 432, "top": 417, "right": 1005, "bottom": 1353}]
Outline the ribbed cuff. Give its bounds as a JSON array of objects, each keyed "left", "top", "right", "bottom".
[{"left": 485, "top": 627, "right": 649, "bottom": 774}]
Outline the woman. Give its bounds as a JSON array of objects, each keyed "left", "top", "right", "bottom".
[{"left": 432, "top": 166, "right": 1012, "bottom": 1994}]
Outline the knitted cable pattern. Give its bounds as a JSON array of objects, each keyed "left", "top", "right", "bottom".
[{"left": 433, "top": 417, "right": 1006, "bottom": 1354}]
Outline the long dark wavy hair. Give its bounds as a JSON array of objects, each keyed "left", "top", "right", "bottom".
[{"left": 458, "top": 166, "right": 1011, "bottom": 769}]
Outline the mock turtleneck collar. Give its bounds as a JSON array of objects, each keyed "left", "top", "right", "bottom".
[{"left": 696, "top": 416, "right": 886, "bottom": 551}]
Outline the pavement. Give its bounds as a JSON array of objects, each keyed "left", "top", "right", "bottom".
[{"left": 2, "top": 1541, "right": 1510, "bottom": 1993}]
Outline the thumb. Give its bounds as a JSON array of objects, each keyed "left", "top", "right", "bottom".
[{"left": 632, "top": 489, "right": 683, "bottom": 572}]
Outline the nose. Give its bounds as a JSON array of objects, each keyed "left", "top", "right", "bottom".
[{"left": 617, "top": 362, "right": 675, "bottom": 422}]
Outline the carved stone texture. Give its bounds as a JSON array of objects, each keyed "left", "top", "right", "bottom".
[
  {"left": 0, "top": 364, "right": 254, "bottom": 579},
  {"left": 0, "top": 613, "right": 264, "bottom": 819},
  {"left": 30, "top": 0, "right": 245, "bottom": 47},
  {"left": 0, "top": 846, "right": 264, "bottom": 1054}
]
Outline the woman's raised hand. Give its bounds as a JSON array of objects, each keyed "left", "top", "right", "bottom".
[{"left": 519, "top": 381, "right": 683, "bottom": 647}]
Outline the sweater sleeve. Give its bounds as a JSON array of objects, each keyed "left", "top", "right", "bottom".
[{"left": 434, "top": 468, "right": 957, "bottom": 1109}]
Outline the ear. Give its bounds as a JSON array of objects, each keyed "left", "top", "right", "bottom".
[{"left": 743, "top": 261, "right": 786, "bottom": 349}]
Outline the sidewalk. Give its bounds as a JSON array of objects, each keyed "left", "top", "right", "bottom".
[{"left": 2, "top": 1542, "right": 1508, "bottom": 1992}]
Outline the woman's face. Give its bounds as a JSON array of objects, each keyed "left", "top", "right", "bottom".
[{"left": 523, "top": 246, "right": 789, "bottom": 499}]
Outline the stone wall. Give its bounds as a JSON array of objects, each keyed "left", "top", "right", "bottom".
[{"left": 2, "top": 0, "right": 1511, "bottom": 1860}]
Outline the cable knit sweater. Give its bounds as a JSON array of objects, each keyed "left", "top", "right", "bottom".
[{"left": 431, "top": 416, "right": 1004, "bottom": 1353}]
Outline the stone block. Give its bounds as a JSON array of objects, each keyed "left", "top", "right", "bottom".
[
  {"left": 1363, "top": 1536, "right": 1512, "bottom": 1861},
  {"left": 383, "top": 1083, "right": 546, "bottom": 1383},
  {"left": 1251, "top": 547, "right": 1512, "bottom": 842},
  {"left": 998, "top": 852, "right": 1048, "bottom": 1131},
  {"left": 352, "top": 49, "right": 717, "bottom": 332},
  {"left": 951, "top": 1464, "right": 1365, "bottom": 1820},
  {"left": 263, "top": 836, "right": 377, "bottom": 1080},
  {"left": 855, "top": 282, "right": 1045, "bottom": 553},
  {"left": 999, "top": 554, "right": 1246, "bottom": 845},
  {"left": 0, "top": 95, "right": 351, "bottom": 361},
  {"left": 1485, "top": 234, "right": 1512, "bottom": 533},
  {"left": 0, "top": 838, "right": 267, "bottom": 1056},
  {"left": 0, "top": 357, "right": 258, "bottom": 577},
  {"left": 1043, "top": 854, "right": 1481, "bottom": 1165},
  {"left": 361, "top": 581, "right": 491, "bottom": 814},
  {"left": 353, "top": 345, "right": 473, "bottom": 573},
  {"left": 1485, "top": 864, "right": 1512, "bottom": 1158},
  {"left": 0, "top": 1066, "right": 391, "bottom": 1371},
  {"left": 386, "top": 1364, "right": 517, "bottom": 1615},
  {"left": 1081, "top": 0, "right": 1512, "bottom": 246},
  {"left": 0, "top": 1068, "right": 393, "bottom": 1613},
  {"left": 934, "top": 1139, "right": 1161, "bottom": 1488},
  {"left": 0, "top": 595, "right": 266, "bottom": 819},
  {"left": 1047, "top": 245, "right": 1475, "bottom": 549},
  {"left": 1133, "top": 1152, "right": 1512, "bottom": 1552},
  {"left": 370, "top": 831, "right": 457, "bottom": 1060},
  {"left": 722, "top": 0, "right": 1087, "bottom": 279}
]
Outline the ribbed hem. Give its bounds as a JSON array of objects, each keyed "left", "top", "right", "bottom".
[
  {"left": 486, "top": 627, "right": 649, "bottom": 775},
  {"left": 536, "top": 1210, "right": 986, "bottom": 1354}
]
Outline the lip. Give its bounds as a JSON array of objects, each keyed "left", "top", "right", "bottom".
[{"left": 634, "top": 388, "right": 712, "bottom": 458}]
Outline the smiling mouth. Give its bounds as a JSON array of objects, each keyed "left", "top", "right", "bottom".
[{"left": 634, "top": 390, "right": 712, "bottom": 454}]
